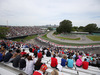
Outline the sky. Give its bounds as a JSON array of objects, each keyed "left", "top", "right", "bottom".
[{"left": 0, "top": 0, "right": 100, "bottom": 27}]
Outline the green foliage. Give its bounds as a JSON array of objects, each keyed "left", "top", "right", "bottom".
[
  {"left": 53, "top": 31, "right": 59, "bottom": 35},
  {"left": 56, "top": 36, "right": 80, "bottom": 40},
  {"left": 84, "top": 23, "right": 98, "bottom": 33},
  {"left": 87, "top": 35, "right": 100, "bottom": 41},
  {"left": 13, "top": 35, "right": 37, "bottom": 42},
  {"left": 72, "top": 26, "right": 78, "bottom": 31},
  {"left": 56, "top": 20, "right": 72, "bottom": 33},
  {"left": 47, "top": 27, "right": 53, "bottom": 31},
  {"left": 41, "top": 33, "right": 100, "bottom": 46},
  {"left": 78, "top": 26, "right": 85, "bottom": 32},
  {"left": 0, "top": 26, "right": 9, "bottom": 38}
]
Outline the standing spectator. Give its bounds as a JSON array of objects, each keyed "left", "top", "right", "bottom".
[
  {"left": 38, "top": 51, "right": 42, "bottom": 59},
  {"left": 34, "top": 58, "right": 43, "bottom": 70},
  {"left": 82, "top": 58, "right": 89, "bottom": 69},
  {"left": 4, "top": 50, "right": 13, "bottom": 62},
  {"left": 76, "top": 57, "right": 82, "bottom": 67},
  {"left": 67, "top": 56, "right": 74, "bottom": 68},
  {"left": 51, "top": 54, "right": 58, "bottom": 68},
  {"left": 33, "top": 64, "right": 48, "bottom": 75},
  {"left": 61, "top": 55, "right": 67, "bottom": 67},
  {"left": 25, "top": 56, "right": 36, "bottom": 75}
]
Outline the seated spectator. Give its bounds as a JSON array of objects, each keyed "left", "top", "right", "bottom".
[
  {"left": 33, "top": 64, "right": 48, "bottom": 75},
  {"left": 51, "top": 69, "right": 59, "bottom": 75},
  {"left": 82, "top": 58, "right": 89, "bottom": 69},
  {"left": 20, "top": 49, "right": 27, "bottom": 55},
  {"left": 32, "top": 47, "right": 35, "bottom": 53},
  {"left": 12, "top": 54, "right": 21, "bottom": 68},
  {"left": 97, "top": 58, "right": 100, "bottom": 68},
  {"left": 76, "top": 57, "right": 82, "bottom": 67},
  {"left": 4, "top": 50, "right": 13, "bottom": 62},
  {"left": 0, "top": 52, "right": 3, "bottom": 62},
  {"left": 29, "top": 47, "right": 32, "bottom": 52},
  {"left": 51, "top": 54, "right": 58, "bottom": 68},
  {"left": 86, "top": 57, "right": 90, "bottom": 63},
  {"left": 91, "top": 58, "right": 97, "bottom": 67},
  {"left": 67, "top": 56, "right": 74, "bottom": 68},
  {"left": 75, "top": 54, "right": 79, "bottom": 62},
  {"left": 61, "top": 55, "right": 67, "bottom": 67},
  {"left": 19, "top": 54, "right": 26, "bottom": 70},
  {"left": 34, "top": 50, "right": 37, "bottom": 58},
  {"left": 46, "top": 50, "right": 51, "bottom": 57},
  {"left": 25, "top": 56, "right": 36, "bottom": 75},
  {"left": 37, "top": 51, "right": 42, "bottom": 58},
  {"left": 34, "top": 58, "right": 43, "bottom": 70}
]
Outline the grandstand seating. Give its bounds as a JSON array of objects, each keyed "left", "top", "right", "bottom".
[
  {"left": 6, "top": 26, "right": 44, "bottom": 38},
  {"left": 0, "top": 48, "right": 100, "bottom": 75}
]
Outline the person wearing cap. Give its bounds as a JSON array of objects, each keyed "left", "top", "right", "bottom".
[{"left": 33, "top": 64, "right": 48, "bottom": 75}]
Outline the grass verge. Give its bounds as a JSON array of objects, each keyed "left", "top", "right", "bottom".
[
  {"left": 87, "top": 35, "right": 100, "bottom": 41},
  {"left": 41, "top": 34, "right": 100, "bottom": 46},
  {"left": 56, "top": 36, "right": 80, "bottom": 40},
  {"left": 12, "top": 35, "right": 37, "bottom": 42}
]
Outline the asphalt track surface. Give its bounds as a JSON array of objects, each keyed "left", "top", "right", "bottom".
[{"left": 47, "top": 31, "right": 100, "bottom": 44}]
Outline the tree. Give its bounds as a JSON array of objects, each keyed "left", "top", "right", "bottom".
[
  {"left": 72, "top": 26, "right": 78, "bottom": 31},
  {"left": 78, "top": 26, "right": 85, "bottom": 32},
  {"left": 56, "top": 20, "right": 72, "bottom": 33},
  {"left": 47, "top": 27, "right": 53, "bottom": 31},
  {"left": 84, "top": 23, "right": 98, "bottom": 33},
  {"left": 0, "top": 26, "right": 9, "bottom": 38}
]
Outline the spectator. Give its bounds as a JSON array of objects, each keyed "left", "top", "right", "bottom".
[
  {"left": 46, "top": 49, "right": 51, "bottom": 57},
  {"left": 12, "top": 54, "right": 21, "bottom": 68},
  {"left": 25, "top": 56, "right": 36, "bottom": 75},
  {"left": 4, "top": 50, "right": 13, "bottom": 62},
  {"left": 61, "top": 55, "right": 67, "bottom": 67},
  {"left": 51, "top": 69, "right": 59, "bottom": 75},
  {"left": 67, "top": 56, "right": 74, "bottom": 68},
  {"left": 33, "top": 64, "right": 48, "bottom": 75},
  {"left": 76, "top": 57, "right": 82, "bottom": 67},
  {"left": 29, "top": 47, "right": 32, "bottom": 52},
  {"left": 38, "top": 51, "right": 42, "bottom": 59},
  {"left": 0, "top": 52, "right": 3, "bottom": 62},
  {"left": 82, "top": 58, "right": 89, "bottom": 69},
  {"left": 51, "top": 54, "right": 58, "bottom": 68},
  {"left": 20, "top": 49, "right": 27, "bottom": 55},
  {"left": 19, "top": 54, "right": 26, "bottom": 70},
  {"left": 75, "top": 54, "right": 79, "bottom": 62},
  {"left": 34, "top": 50, "right": 37, "bottom": 58},
  {"left": 97, "top": 58, "right": 100, "bottom": 68},
  {"left": 34, "top": 58, "right": 43, "bottom": 70}
]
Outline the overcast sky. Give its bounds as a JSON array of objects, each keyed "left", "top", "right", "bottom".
[{"left": 0, "top": 0, "right": 100, "bottom": 27}]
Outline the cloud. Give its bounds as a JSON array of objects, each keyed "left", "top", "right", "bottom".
[{"left": 0, "top": 0, "right": 100, "bottom": 27}]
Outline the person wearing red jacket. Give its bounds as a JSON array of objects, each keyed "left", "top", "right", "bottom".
[
  {"left": 82, "top": 58, "right": 89, "bottom": 69},
  {"left": 20, "top": 49, "right": 27, "bottom": 55},
  {"left": 38, "top": 51, "right": 42, "bottom": 58},
  {"left": 51, "top": 54, "right": 58, "bottom": 68}
]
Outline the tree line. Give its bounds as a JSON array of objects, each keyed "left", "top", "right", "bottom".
[{"left": 56, "top": 20, "right": 100, "bottom": 34}]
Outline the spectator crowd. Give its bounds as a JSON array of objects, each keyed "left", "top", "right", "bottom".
[
  {"left": 6, "top": 26, "right": 43, "bottom": 38},
  {"left": 0, "top": 40, "right": 100, "bottom": 75}
]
